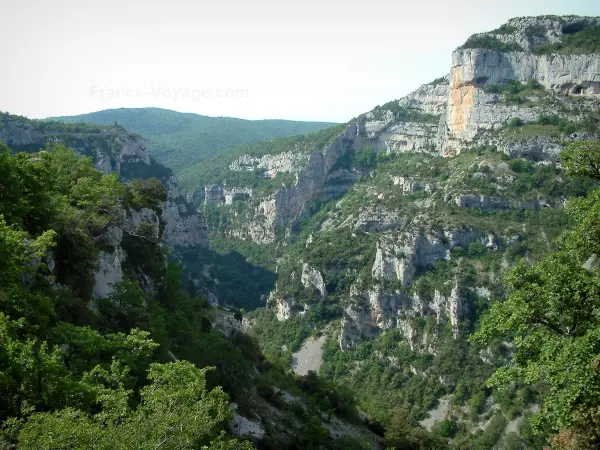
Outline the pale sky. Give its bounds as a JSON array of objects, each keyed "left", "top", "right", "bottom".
[{"left": 1, "top": 0, "right": 599, "bottom": 123}]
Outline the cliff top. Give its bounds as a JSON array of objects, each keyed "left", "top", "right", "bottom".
[{"left": 458, "top": 15, "right": 600, "bottom": 54}]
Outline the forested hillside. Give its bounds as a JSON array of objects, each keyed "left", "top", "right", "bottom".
[{"left": 49, "top": 108, "right": 337, "bottom": 186}]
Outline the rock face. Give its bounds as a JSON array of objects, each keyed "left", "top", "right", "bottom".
[
  {"left": 91, "top": 207, "right": 162, "bottom": 299},
  {"left": 93, "top": 248, "right": 126, "bottom": 299},
  {"left": 204, "top": 185, "right": 253, "bottom": 206},
  {"left": 439, "top": 16, "right": 600, "bottom": 156},
  {"left": 301, "top": 263, "right": 326, "bottom": 297},
  {"left": 371, "top": 228, "right": 482, "bottom": 286},
  {"left": 161, "top": 175, "right": 208, "bottom": 248},
  {"left": 230, "top": 151, "right": 306, "bottom": 175},
  {"left": 193, "top": 16, "right": 599, "bottom": 356},
  {"left": 203, "top": 19, "right": 600, "bottom": 247},
  {"left": 229, "top": 404, "right": 265, "bottom": 440},
  {"left": 206, "top": 124, "right": 364, "bottom": 243},
  {"left": 338, "top": 279, "right": 468, "bottom": 350}
]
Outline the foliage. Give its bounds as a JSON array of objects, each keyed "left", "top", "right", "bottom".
[
  {"left": 372, "top": 102, "right": 440, "bottom": 123},
  {"left": 0, "top": 142, "right": 261, "bottom": 449},
  {"left": 384, "top": 409, "right": 449, "bottom": 449},
  {"left": 485, "top": 79, "right": 544, "bottom": 95},
  {"left": 561, "top": 139, "right": 600, "bottom": 180},
  {"left": 472, "top": 140, "right": 600, "bottom": 444},
  {"left": 15, "top": 361, "right": 235, "bottom": 449}
]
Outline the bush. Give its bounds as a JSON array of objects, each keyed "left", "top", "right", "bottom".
[
  {"left": 508, "top": 158, "right": 533, "bottom": 173},
  {"left": 469, "top": 392, "right": 486, "bottom": 420},
  {"left": 352, "top": 147, "right": 376, "bottom": 168},
  {"left": 437, "top": 419, "right": 459, "bottom": 438},
  {"left": 509, "top": 117, "right": 524, "bottom": 127},
  {"left": 468, "top": 241, "right": 487, "bottom": 257}
]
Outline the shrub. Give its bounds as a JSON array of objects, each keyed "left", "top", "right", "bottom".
[
  {"left": 438, "top": 419, "right": 459, "bottom": 438},
  {"left": 508, "top": 158, "right": 533, "bottom": 173},
  {"left": 509, "top": 117, "right": 524, "bottom": 127},
  {"left": 468, "top": 241, "right": 487, "bottom": 257}
]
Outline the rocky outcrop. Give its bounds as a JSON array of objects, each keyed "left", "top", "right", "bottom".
[
  {"left": 204, "top": 185, "right": 253, "bottom": 206},
  {"left": 390, "top": 176, "right": 435, "bottom": 195},
  {"left": 92, "top": 207, "right": 161, "bottom": 299},
  {"left": 440, "top": 16, "right": 600, "bottom": 155},
  {"left": 301, "top": 263, "right": 326, "bottom": 297},
  {"left": 372, "top": 228, "right": 482, "bottom": 286},
  {"left": 339, "top": 279, "right": 468, "bottom": 350},
  {"left": 205, "top": 185, "right": 225, "bottom": 204},
  {"left": 162, "top": 176, "right": 208, "bottom": 248},
  {"left": 270, "top": 291, "right": 294, "bottom": 321},
  {"left": 93, "top": 248, "right": 126, "bottom": 299},
  {"left": 353, "top": 206, "right": 405, "bottom": 233},
  {"left": 447, "top": 281, "right": 465, "bottom": 339},
  {"left": 230, "top": 124, "right": 363, "bottom": 243},
  {"left": 398, "top": 79, "right": 450, "bottom": 115},
  {"left": 229, "top": 403, "right": 265, "bottom": 440},
  {"left": 213, "top": 309, "right": 243, "bottom": 337},
  {"left": 230, "top": 152, "right": 306, "bottom": 177}
]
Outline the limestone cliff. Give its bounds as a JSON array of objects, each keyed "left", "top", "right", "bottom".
[
  {"left": 226, "top": 15, "right": 600, "bottom": 354},
  {"left": 201, "top": 18, "right": 599, "bottom": 247}
]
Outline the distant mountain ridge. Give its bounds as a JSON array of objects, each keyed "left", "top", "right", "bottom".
[{"left": 48, "top": 108, "right": 338, "bottom": 185}]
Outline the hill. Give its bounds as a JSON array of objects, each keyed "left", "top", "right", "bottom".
[{"left": 48, "top": 107, "right": 337, "bottom": 186}]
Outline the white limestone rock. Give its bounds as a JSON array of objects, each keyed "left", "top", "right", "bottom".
[
  {"left": 301, "top": 263, "right": 326, "bottom": 297},
  {"left": 93, "top": 248, "right": 126, "bottom": 299}
]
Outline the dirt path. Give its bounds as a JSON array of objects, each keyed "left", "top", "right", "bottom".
[{"left": 291, "top": 334, "right": 327, "bottom": 375}]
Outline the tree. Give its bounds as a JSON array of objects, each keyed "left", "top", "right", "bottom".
[
  {"left": 384, "top": 409, "right": 448, "bottom": 450},
  {"left": 560, "top": 139, "right": 600, "bottom": 181},
  {"left": 16, "top": 361, "right": 244, "bottom": 450}
]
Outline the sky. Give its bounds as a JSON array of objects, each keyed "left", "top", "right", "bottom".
[{"left": 0, "top": 0, "right": 599, "bottom": 123}]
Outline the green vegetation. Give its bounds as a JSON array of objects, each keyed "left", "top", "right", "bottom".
[
  {"left": 503, "top": 111, "right": 600, "bottom": 139},
  {"left": 430, "top": 76, "right": 448, "bottom": 85},
  {"left": 459, "top": 34, "right": 524, "bottom": 52},
  {"left": 484, "top": 79, "right": 547, "bottom": 105},
  {"left": 491, "top": 24, "right": 518, "bottom": 35},
  {"left": 372, "top": 102, "right": 440, "bottom": 123},
  {"left": 49, "top": 108, "right": 338, "bottom": 175},
  {"left": 534, "top": 25, "right": 600, "bottom": 54},
  {"left": 0, "top": 143, "right": 258, "bottom": 448}
]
